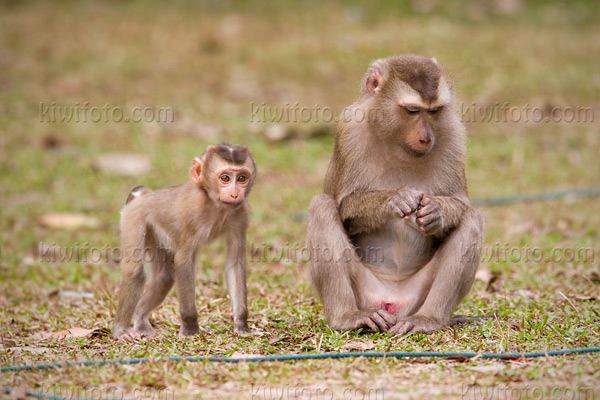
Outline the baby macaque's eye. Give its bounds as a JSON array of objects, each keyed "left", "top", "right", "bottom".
[
  {"left": 428, "top": 107, "right": 441, "bottom": 115},
  {"left": 220, "top": 174, "right": 231, "bottom": 183},
  {"left": 237, "top": 175, "right": 247, "bottom": 183}
]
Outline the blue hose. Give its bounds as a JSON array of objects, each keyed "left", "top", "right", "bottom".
[
  {"left": 3, "top": 346, "right": 600, "bottom": 373},
  {"left": 3, "top": 347, "right": 600, "bottom": 399}
]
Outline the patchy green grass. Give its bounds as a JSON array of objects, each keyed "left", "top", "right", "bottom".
[{"left": 1, "top": 1, "right": 599, "bottom": 399}]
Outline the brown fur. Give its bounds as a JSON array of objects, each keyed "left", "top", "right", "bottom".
[
  {"left": 113, "top": 144, "right": 256, "bottom": 338},
  {"left": 125, "top": 186, "right": 151, "bottom": 204},
  {"left": 208, "top": 143, "right": 251, "bottom": 165},
  {"left": 307, "top": 55, "right": 484, "bottom": 335}
]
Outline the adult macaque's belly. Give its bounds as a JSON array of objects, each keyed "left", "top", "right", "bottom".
[{"left": 351, "top": 218, "right": 439, "bottom": 316}]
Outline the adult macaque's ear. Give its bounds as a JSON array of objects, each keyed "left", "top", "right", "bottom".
[
  {"left": 190, "top": 157, "right": 203, "bottom": 184},
  {"left": 366, "top": 66, "right": 384, "bottom": 96}
]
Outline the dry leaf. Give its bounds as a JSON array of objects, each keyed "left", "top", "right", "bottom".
[
  {"left": 57, "top": 291, "right": 94, "bottom": 299},
  {"left": 50, "top": 327, "right": 95, "bottom": 339},
  {"left": 163, "top": 119, "right": 227, "bottom": 140},
  {"left": 508, "top": 321, "right": 524, "bottom": 331},
  {"left": 38, "top": 213, "right": 100, "bottom": 229},
  {"left": 268, "top": 336, "right": 284, "bottom": 345},
  {"left": 445, "top": 355, "right": 469, "bottom": 362},
  {"left": 42, "top": 134, "right": 63, "bottom": 149},
  {"left": 504, "top": 220, "right": 533, "bottom": 236},
  {"left": 6, "top": 346, "right": 50, "bottom": 355},
  {"left": 219, "top": 14, "right": 243, "bottom": 37},
  {"left": 187, "top": 123, "right": 226, "bottom": 140},
  {"left": 9, "top": 386, "right": 28, "bottom": 400},
  {"left": 570, "top": 295, "right": 597, "bottom": 301},
  {"left": 262, "top": 124, "right": 331, "bottom": 142},
  {"left": 514, "top": 289, "right": 539, "bottom": 299},
  {"left": 342, "top": 340, "right": 376, "bottom": 351},
  {"left": 265, "top": 124, "right": 294, "bottom": 142},
  {"left": 94, "top": 153, "right": 151, "bottom": 176},
  {"left": 468, "top": 364, "right": 505, "bottom": 373},
  {"left": 475, "top": 268, "right": 492, "bottom": 282}
]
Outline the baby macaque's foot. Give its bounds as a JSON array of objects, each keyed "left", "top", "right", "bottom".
[
  {"left": 179, "top": 324, "right": 200, "bottom": 337},
  {"left": 115, "top": 330, "right": 144, "bottom": 341},
  {"left": 132, "top": 320, "right": 155, "bottom": 336}
]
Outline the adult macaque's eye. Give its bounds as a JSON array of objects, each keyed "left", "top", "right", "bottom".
[
  {"left": 237, "top": 175, "right": 247, "bottom": 183},
  {"left": 404, "top": 106, "right": 420, "bottom": 115},
  {"left": 428, "top": 107, "right": 441, "bottom": 115},
  {"left": 220, "top": 174, "right": 231, "bottom": 183}
]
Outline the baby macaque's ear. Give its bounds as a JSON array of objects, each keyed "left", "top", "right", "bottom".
[{"left": 190, "top": 157, "right": 203, "bottom": 184}]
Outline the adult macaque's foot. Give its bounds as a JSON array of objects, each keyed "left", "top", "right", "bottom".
[
  {"left": 331, "top": 309, "right": 397, "bottom": 332},
  {"left": 389, "top": 315, "right": 443, "bottom": 336}
]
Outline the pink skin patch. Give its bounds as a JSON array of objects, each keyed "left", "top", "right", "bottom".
[{"left": 375, "top": 302, "right": 402, "bottom": 315}]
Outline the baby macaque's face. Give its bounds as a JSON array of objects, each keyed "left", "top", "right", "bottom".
[
  {"left": 189, "top": 144, "right": 256, "bottom": 208},
  {"left": 214, "top": 163, "right": 253, "bottom": 206}
]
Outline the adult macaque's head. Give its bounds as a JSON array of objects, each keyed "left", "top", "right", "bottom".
[{"left": 364, "top": 54, "right": 453, "bottom": 157}]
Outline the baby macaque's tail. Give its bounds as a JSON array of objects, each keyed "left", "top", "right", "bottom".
[{"left": 125, "top": 185, "right": 152, "bottom": 204}]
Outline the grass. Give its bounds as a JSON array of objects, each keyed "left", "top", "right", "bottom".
[{"left": 1, "top": 1, "right": 599, "bottom": 399}]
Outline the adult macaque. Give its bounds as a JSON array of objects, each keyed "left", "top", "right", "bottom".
[
  {"left": 113, "top": 143, "right": 256, "bottom": 338},
  {"left": 307, "top": 54, "right": 484, "bottom": 336}
]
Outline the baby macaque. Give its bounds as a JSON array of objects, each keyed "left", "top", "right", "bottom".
[{"left": 113, "top": 143, "right": 256, "bottom": 338}]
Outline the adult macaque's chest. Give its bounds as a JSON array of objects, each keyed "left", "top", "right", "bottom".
[
  {"left": 352, "top": 164, "right": 443, "bottom": 275},
  {"left": 352, "top": 216, "right": 438, "bottom": 277}
]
